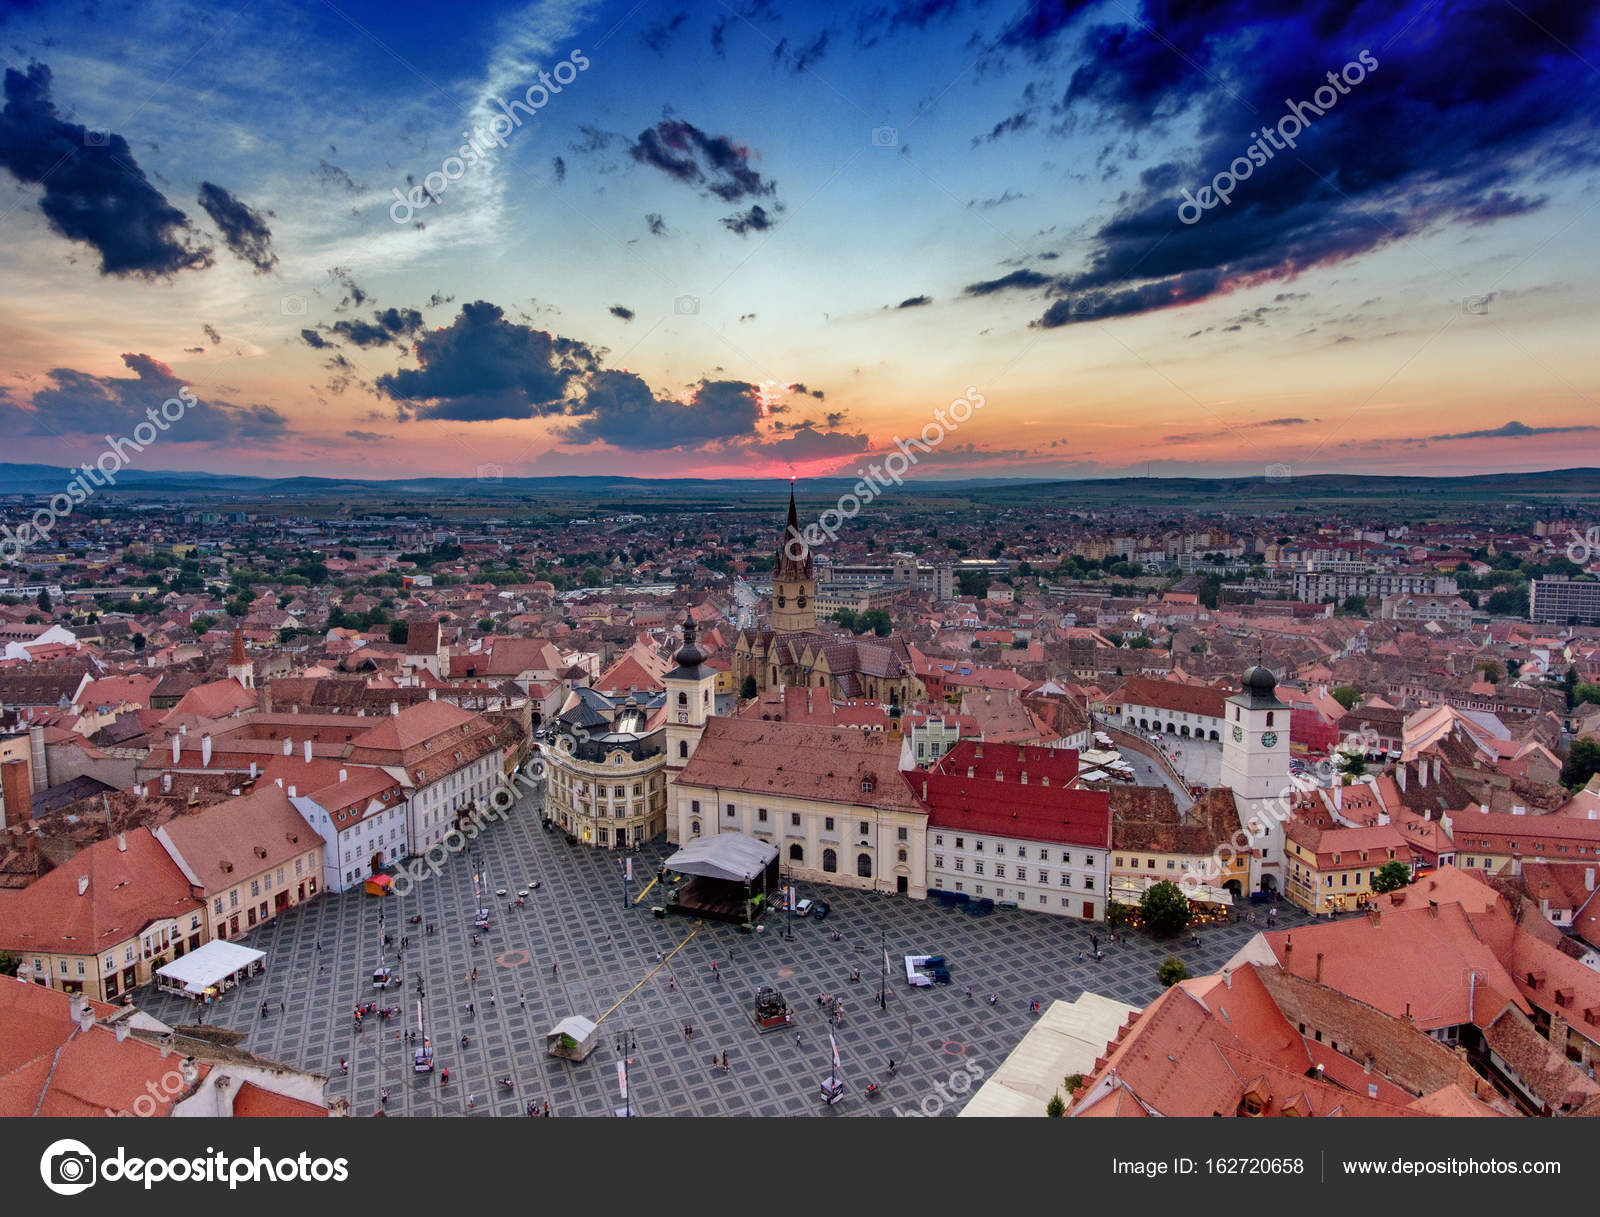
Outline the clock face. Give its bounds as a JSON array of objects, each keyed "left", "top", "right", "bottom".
[
  {"left": 1262, "top": 731, "right": 1279, "bottom": 749},
  {"left": 1232, "top": 725, "right": 1244, "bottom": 743}
]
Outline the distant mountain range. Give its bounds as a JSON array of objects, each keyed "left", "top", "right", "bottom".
[{"left": 0, "top": 463, "right": 1596, "bottom": 506}]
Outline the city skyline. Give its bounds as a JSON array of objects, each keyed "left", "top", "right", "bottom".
[{"left": 1, "top": 0, "right": 1597, "bottom": 482}]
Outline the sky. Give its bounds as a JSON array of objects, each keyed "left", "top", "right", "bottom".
[{"left": 0, "top": 0, "right": 1597, "bottom": 483}]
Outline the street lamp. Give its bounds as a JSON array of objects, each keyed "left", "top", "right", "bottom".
[{"left": 615, "top": 1029, "right": 637, "bottom": 1117}]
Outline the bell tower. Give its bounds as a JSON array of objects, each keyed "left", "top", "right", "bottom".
[
  {"left": 770, "top": 482, "right": 817, "bottom": 634},
  {"left": 227, "top": 627, "right": 254, "bottom": 690},
  {"left": 1220, "top": 664, "right": 1292, "bottom": 893},
  {"left": 664, "top": 613, "right": 717, "bottom": 778}
]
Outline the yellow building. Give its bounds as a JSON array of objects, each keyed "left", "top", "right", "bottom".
[{"left": 1283, "top": 822, "right": 1411, "bottom": 914}]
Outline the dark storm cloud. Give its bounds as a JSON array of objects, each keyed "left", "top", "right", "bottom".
[
  {"left": 560, "top": 372, "right": 764, "bottom": 450},
  {"left": 979, "top": 0, "right": 1600, "bottom": 329},
  {"left": 551, "top": 154, "right": 566, "bottom": 183},
  {"left": 721, "top": 203, "right": 777, "bottom": 235},
  {"left": 328, "top": 266, "right": 368, "bottom": 310},
  {"left": 755, "top": 423, "right": 869, "bottom": 463},
  {"left": 963, "top": 268, "right": 1052, "bottom": 296},
  {"left": 897, "top": 294, "right": 932, "bottom": 308},
  {"left": 300, "top": 329, "right": 331, "bottom": 349},
  {"left": 609, "top": 305, "right": 635, "bottom": 321},
  {"left": 628, "top": 118, "right": 778, "bottom": 205},
  {"left": 376, "top": 300, "right": 599, "bottom": 422},
  {"left": 0, "top": 352, "right": 290, "bottom": 441},
  {"left": 326, "top": 307, "right": 425, "bottom": 347},
  {"left": 0, "top": 63, "right": 212, "bottom": 277},
  {"left": 202, "top": 324, "right": 221, "bottom": 345},
  {"left": 1427, "top": 420, "right": 1599, "bottom": 441},
  {"left": 645, "top": 212, "right": 667, "bottom": 236},
  {"left": 197, "top": 181, "right": 277, "bottom": 272}
]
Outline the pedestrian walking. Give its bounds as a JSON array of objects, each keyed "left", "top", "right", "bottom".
[
  {"left": 519, "top": 993, "right": 525, "bottom": 1009},
  {"left": 552, "top": 962, "right": 558, "bottom": 978},
  {"left": 721, "top": 1050, "right": 728, "bottom": 1070},
  {"left": 279, "top": 1000, "right": 285, "bottom": 1014},
  {"left": 543, "top": 1101, "right": 550, "bottom": 1117},
  {"left": 794, "top": 1031, "right": 802, "bottom": 1047},
  {"left": 339, "top": 1057, "right": 348, "bottom": 1074}
]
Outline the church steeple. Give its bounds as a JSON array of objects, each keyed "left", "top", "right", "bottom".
[
  {"left": 227, "top": 627, "right": 254, "bottom": 690},
  {"left": 771, "top": 480, "right": 817, "bottom": 634}
]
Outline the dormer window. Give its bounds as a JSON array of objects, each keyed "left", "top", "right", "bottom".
[{"left": 861, "top": 776, "right": 876, "bottom": 794}]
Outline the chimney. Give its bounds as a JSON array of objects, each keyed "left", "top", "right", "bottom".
[
  {"left": 1397, "top": 764, "right": 1407, "bottom": 792},
  {"left": 1587, "top": 868, "right": 1596, "bottom": 893},
  {"left": 1, "top": 759, "right": 32, "bottom": 831},
  {"left": 1315, "top": 952, "right": 1324, "bottom": 983},
  {"left": 1432, "top": 755, "right": 1441, "bottom": 784},
  {"left": 172, "top": 733, "right": 182, "bottom": 764},
  {"left": 162, "top": 773, "right": 172, "bottom": 793},
  {"left": 117, "top": 832, "right": 126, "bottom": 852},
  {"left": 1283, "top": 934, "right": 1293, "bottom": 972},
  {"left": 115, "top": 1020, "right": 129, "bottom": 1042},
  {"left": 1020, "top": 771, "right": 1028, "bottom": 785},
  {"left": 283, "top": 738, "right": 293, "bottom": 756},
  {"left": 391, "top": 702, "right": 400, "bottom": 717},
  {"left": 76, "top": 1002, "right": 93, "bottom": 1032},
  {"left": 180, "top": 1057, "right": 200, "bottom": 1088},
  {"left": 1333, "top": 784, "right": 1342, "bottom": 810},
  {"left": 249, "top": 761, "right": 258, "bottom": 779},
  {"left": 339, "top": 769, "right": 347, "bottom": 783},
  {"left": 288, "top": 786, "right": 296, "bottom": 799},
  {"left": 429, "top": 689, "right": 437, "bottom": 701},
  {"left": 304, "top": 739, "right": 313, "bottom": 763},
  {"left": 1419, "top": 758, "right": 1429, "bottom": 787},
  {"left": 201, "top": 733, "right": 212, "bottom": 767},
  {"left": 77, "top": 874, "right": 89, "bottom": 896}
]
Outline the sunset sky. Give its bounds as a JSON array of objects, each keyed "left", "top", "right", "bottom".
[{"left": 0, "top": 0, "right": 1597, "bottom": 482}]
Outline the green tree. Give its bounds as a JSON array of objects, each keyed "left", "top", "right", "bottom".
[
  {"left": 1565, "top": 739, "right": 1600, "bottom": 791},
  {"left": 35, "top": 588, "right": 51, "bottom": 612},
  {"left": 863, "top": 609, "right": 892, "bottom": 637},
  {"left": 388, "top": 621, "right": 409, "bottom": 645},
  {"left": 1157, "top": 956, "right": 1190, "bottom": 987},
  {"left": 1331, "top": 684, "right": 1362, "bottom": 711},
  {"left": 1371, "top": 860, "right": 1411, "bottom": 893},
  {"left": 132, "top": 633, "right": 146, "bottom": 652},
  {"left": 1139, "top": 880, "right": 1191, "bottom": 936},
  {"left": 1046, "top": 1092, "right": 1066, "bottom": 1117},
  {"left": 190, "top": 615, "right": 215, "bottom": 637},
  {"left": 740, "top": 675, "right": 758, "bottom": 700},
  {"left": 1475, "top": 660, "right": 1503, "bottom": 684},
  {"left": 1106, "top": 903, "right": 1132, "bottom": 930},
  {"left": 1486, "top": 586, "right": 1529, "bottom": 617},
  {"left": 0, "top": 950, "right": 16, "bottom": 977},
  {"left": 1340, "top": 594, "right": 1368, "bottom": 617},
  {"left": 478, "top": 617, "right": 496, "bottom": 632}
]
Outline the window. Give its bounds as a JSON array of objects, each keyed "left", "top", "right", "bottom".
[
  {"left": 790, "top": 843, "right": 804, "bottom": 862},
  {"left": 857, "top": 853, "right": 873, "bottom": 878},
  {"left": 934, "top": 853, "right": 946, "bottom": 869},
  {"left": 679, "top": 741, "right": 688, "bottom": 758},
  {"left": 995, "top": 865, "right": 1006, "bottom": 879},
  {"left": 758, "top": 808, "right": 768, "bottom": 822},
  {"left": 934, "top": 834, "right": 943, "bottom": 846},
  {"left": 955, "top": 837, "right": 964, "bottom": 849},
  {"left": 1084, "top": 855, "right": 1095, "bottom": 867},
  {"left": 823, "top": 849, "right": 838, "bottom": 874},
  {"left": 726, "top": 803, "right": 736, "bottom": 818},
  {"left": 791, "top": 812, "right": 801, "bottom": 827},
  {"left": 1083, "top": 876, "right": 1095, "bottom": 891},
  {"left": 1059, "top": 873, "right": 1071, "bottom": 887},
  {"left": 691, "top": 820, "right": 701, "bottom": 835},
  {"left": 1038, "top": 870, "right": 1049, "bottom": 883},
  {"left": 897, "top": 827, "right": 908, "bottom": 841},
  {"left": 974, "top": 861, "right": 984, "bottom": 876},
  {"left": 691, "top": 800, "right": 700, "bottom": 815},
  {"left": 858, "top": 821, "right": 869, "bottom": 837},
  {"left": 825, "top": 817, "right": 835, "bottom": 832},
  {"left": 1015, "top": 846, "right": 1025, "bottom": 859},
  {"left": 996, "top": 844, "right": 1006, "bottom": 856},
  {"left": 213, "top": 897, "right": 223, "bottom": 914},
  {"left": 250, "top": 879, "right": 260, "bottom": 897},
  {"left": 229, "top": 890, "right": 239, "bottom": 908},
  {"left": 955, "top": 858, "right": 964, "bottom": 872},
  {"left": 1064, "top": 852, "right": 1073, "bottom": 865},
  {"left": 974, "top": 840, "right": 984, "bottom": 852}
]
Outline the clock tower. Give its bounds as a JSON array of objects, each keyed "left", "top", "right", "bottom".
[
  {"left": 664, "top": 613, "right": 717, "bottom": 780},
  {"left": 1219, "top": 664, "right": 1292, "bottom": 893},
  {"left": 770, "top": 483, "right": 818, "bottom": 635}
]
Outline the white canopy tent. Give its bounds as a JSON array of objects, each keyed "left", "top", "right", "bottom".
[
  {"left": 664, "top": 833, "right": 777, "bottom": 883},
  {"left": 154, "top": 941, "right": 266, "bottom": 996}
]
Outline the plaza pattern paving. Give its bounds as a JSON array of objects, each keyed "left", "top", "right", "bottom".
[{"left": 132, "top": 792, "right": 1316, "bottom": 1117}]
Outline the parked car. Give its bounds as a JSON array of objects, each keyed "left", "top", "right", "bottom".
[
  {"left": 809, "top": 900, "right": 830, "bottom": 920},
  {"left": 794, "top": 898, "right": 815, "bottom": 917}
]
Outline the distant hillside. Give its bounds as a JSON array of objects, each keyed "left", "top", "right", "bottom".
[{"left": 0, "top": 464, "right": 1595, "bottom": 508}]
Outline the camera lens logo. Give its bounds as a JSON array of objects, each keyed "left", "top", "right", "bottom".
[{"left": 41, "top": 1139, "right": 97, "bottom": 1196}]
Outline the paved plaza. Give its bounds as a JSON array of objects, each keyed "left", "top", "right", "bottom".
[{"left": 133, "top": 790, "right": 1316, "bottom": 1117}]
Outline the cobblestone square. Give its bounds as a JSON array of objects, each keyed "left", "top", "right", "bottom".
[{"left": 134, "top": 791, "right": 1316, "bottom": 1117}]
